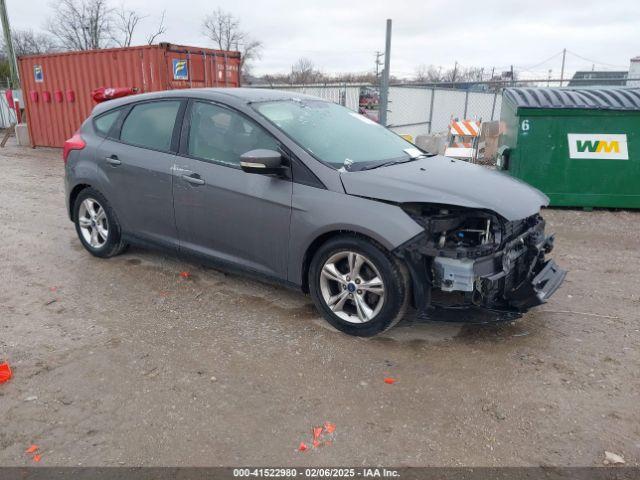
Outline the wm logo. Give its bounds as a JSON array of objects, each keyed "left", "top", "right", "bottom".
[
  {"left": 576, "top": 140, "right": 620, "bottom": 154},
  {"left": 568, "top": 134, "right": 628, "bottom": 160}
]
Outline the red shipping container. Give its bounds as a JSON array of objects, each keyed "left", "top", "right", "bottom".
[{"left": 18, "top": 43, "right": 241, "bottom": 147}]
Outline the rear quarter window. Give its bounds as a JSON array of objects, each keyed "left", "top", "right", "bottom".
[
  {"left": 93, "top": 109, "right": 122, "bottom": 137},
  {"left": 119, "top": 101, "right": 182, "bottom": 152}
]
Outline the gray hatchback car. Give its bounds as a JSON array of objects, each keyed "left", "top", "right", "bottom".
[{"left": 64, "top": 88, "right": 566, "bottom": 336}]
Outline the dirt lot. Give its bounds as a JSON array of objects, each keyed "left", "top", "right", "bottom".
[{"left": 1, "top": 143, "right": 639, "bottom": 467}]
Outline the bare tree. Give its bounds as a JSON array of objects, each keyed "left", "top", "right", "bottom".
[
  {"left": 3, "top": 29, "right": 58, "bottom": 57},
  {"left": 290, "top": 57, "right": 322, "bottom": 85},
  {"left": 332, "top": 72, "right": 376, "bottom": 84},
  {"left": 414, "top": 64, "right": 443, "bottom": 83},
  {"left": 239, "top": 38, "right": 262, "bottom": 73},
  {"left": 146, "top": 10, "right": 167, "bottom": 45},
  {"left": 202, "top": 8, "right": 263, "bottom": 76},
  {"left": 261, "top": 73, "right": 290, "bottom": 86},
  {"left": 113, "top": 7, "right": 143, "bottom": 47},
  {"left": 113, "top": 7, "right": 166, "bottom": 47},
  {"left": 46, "top": 0, "right": 115, "bottom": 51}
]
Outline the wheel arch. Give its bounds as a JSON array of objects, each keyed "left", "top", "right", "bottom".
[
  {"left": 68, "top": 183, "right": 92, "bottom": 220},
  {"left": 300, "top": 228, "right": 395, "bottom": 293}
]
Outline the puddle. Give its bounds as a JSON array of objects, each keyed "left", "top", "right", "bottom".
[
  {"left": 455, "top": 320, "right": 532, "bottom": 343},
  {"left": 383, "top": 321, "right": 462, "bottom": 343}
]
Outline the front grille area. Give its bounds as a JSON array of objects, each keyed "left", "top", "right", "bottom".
[{"left": 502, "top": 215, "right": 539, "bottom": 242}]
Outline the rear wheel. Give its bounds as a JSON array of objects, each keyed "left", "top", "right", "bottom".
[
  {"left": 73, "top": 188, "right": 127, "bottom": 258},
  {"left": 309, "top": 236, "right": 410, "bottom": 337}
]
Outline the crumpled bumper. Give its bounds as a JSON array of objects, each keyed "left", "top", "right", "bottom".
[
  {"left": 395, "top": 215, "right": 567, "bottom": 322},
  {"left": 505, "top": 259, "right": 567, "bottom": 310}
]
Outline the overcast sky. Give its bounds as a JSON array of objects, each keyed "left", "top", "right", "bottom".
[{"left": 5, "top": 0, "right": 639, "bottom": 79}]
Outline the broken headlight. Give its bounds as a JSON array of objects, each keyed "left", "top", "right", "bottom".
[{"left": 401, "top": 204, "right": 503, "bottom": 258}]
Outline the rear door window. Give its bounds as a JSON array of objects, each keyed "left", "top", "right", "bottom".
[
  {"left": 120, "top": 101, "right": 181, "bottom": 152},
  {"left": 93, "top": 109, "right": 122, "bottom": 137}
]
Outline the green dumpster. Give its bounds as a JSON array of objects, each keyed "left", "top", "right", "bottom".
[{"left": 496, "top": 87, "right": 640, "bottom": 208}]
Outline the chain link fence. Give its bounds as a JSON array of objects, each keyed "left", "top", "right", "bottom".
[{"left": 256, "top": 77, "right": 638, "bottom": 164}]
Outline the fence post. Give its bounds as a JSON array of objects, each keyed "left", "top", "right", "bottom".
[
  {"left": 463, "top": 90, "right": 469, "bottom": 118},
  {"left": 490, "top": 91, "right": 498, "bottom": 120},
  {"left": 378, "top": 19, "right": 392, "bottom": 126},
  {"left": 427, "top": 87, "right": 435, "bottom": 133}
]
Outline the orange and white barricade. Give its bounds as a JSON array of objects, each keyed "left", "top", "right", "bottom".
[{"left": 444, "top": 119, "right": 485, "bottom": 162}]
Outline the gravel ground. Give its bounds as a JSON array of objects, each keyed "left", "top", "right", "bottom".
[{"left": 0, "top": 143, "right": 639, "bottom": 467}]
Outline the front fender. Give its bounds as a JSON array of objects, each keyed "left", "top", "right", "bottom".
[{"left": 287, "top": 183, "right": 424, "bottom": 286}]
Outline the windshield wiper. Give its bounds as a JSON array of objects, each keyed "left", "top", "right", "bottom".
[{"left": 359, "top": 155, "right": 425, "bottom": 171}]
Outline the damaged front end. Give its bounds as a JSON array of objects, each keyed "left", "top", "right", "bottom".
[{"left": 395, "top": 204, "right": 567, "bottom": 323}]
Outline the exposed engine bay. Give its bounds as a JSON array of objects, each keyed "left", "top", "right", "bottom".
[{"left": 395, "top": 204, "right": 567, "bottom": 321}]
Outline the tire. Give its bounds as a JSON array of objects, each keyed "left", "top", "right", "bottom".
[
  {"left": 73, "top": 187, "right": 127, "bottom": 258},
  {"left": 309, "top": 235, "right": 410, "bottom": 337}
]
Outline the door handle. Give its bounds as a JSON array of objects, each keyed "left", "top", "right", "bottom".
[
  {"left": 181, "top": 174, "right": 205, "bottom": 185},
  {"left": 106, "top": 155, "right": 121, "bottom": 166}
]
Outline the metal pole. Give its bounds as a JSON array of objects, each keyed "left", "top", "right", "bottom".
[
  {"left": 374, "top": 51, "right": 383, "bottom": 80},
  {"left": 490, "top": 91, "right": 497, "bottom": 120},
  {"left": 560, "top": 48, "right": 566, "bottom": 87},
  {"left": 378, "top": 19, "right": 392, "bottom": 127},
  {"left": 0, "top": 0, "right": 20, "bottom": 89},
  {"left": 463, "top": 90, "right": 469, "bottom": 118},
  {"left": 427, "top": 87, "right": 435, "bottom": 133}
]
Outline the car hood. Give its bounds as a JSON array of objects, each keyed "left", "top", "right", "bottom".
[{"left": 340, "top": 155, "right": 549, "bottom": 221}]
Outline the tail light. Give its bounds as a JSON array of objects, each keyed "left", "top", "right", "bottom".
[{"left": 63, "top": 132, "right": 86, "bottom": 164}]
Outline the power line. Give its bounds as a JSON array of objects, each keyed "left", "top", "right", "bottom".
[
  {"left": 565, "top": 50, "right": 628, "bottom": 69},
  {"left": 515, "top": 51, "right": 565, "bottom": 71}
]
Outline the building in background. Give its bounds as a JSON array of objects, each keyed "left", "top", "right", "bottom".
[
  {"left": 567, "top": 56, "right": 640, "bottom": 87},
  {"left": 628, "top": 56, "right": 640, "bottom": 87},
  {"left": 568, "top": 70, "right": 628, "bottom": 87}
]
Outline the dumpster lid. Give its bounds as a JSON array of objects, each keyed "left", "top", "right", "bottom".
[{"left": 504, "top": 87, "right": 640, "bottom": 111}]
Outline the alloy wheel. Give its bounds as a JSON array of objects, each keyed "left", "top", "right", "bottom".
[
  {"left": 78, "top": 198, "right": 109, "bottom": 249},
  {"left": 319, "top": 251, "right": 385, "bottom": 323}
]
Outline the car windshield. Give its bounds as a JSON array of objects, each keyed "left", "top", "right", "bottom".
[{"left": 253, "top": 99, "right": 425, "bottom": 171}]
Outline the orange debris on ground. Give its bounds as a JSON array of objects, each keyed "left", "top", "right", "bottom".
[
  {"left": 0, "top": 362, "right": 12, "bottom": 384},
  {"left": 25, "top": 445, "right": 39, "bottom": 454},
  {"left": 179, "top": 271, "right": 191, "bottom": 279},
  {"left": 384, "top": 377, "right": 396, "bottom": 384},
  {"left": 298, "top": 421, "right": 337, "bottom": 452},
  {"left": 324, "top": 422, "right": 336, "bottom": 434}
]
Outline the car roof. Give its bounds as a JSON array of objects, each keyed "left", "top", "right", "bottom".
[{"left": 91, "top": 88, "right": 325, "bottom": 116}]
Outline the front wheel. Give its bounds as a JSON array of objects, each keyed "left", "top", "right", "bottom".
[{"left": 309, "top": 236, "right": 410, "bottom": 337}]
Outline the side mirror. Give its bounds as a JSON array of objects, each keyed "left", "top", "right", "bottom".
[{"left": 240, "top": 149, "right": 284, "bottom": 175}]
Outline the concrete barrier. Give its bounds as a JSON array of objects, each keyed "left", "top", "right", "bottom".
[{"left": 15, "top": 123, "right": 30, "bottom": 147}]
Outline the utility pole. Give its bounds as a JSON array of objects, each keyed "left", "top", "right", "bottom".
[
  {"left": 378, "top": 19, "right": 392, "bottom": 127},
  {"left": 0, "top": 0, "right": 19, "bottom": 89},
  {"left": 560, "top": 48, "right": 566, "bottom": 87},
  {"left": 374, "top": 51, "right": 383, "bottom": 80}
]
